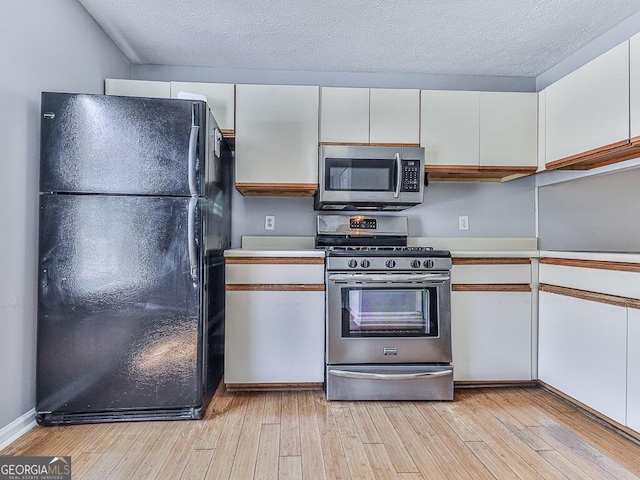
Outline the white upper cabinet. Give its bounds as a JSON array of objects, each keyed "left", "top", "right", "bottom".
[
  {"left": 170, "top": 82, "right": 235, "bottom": 131},
  {"left": 537, "top": 89, "right": 547, "bottom": 172},
  {"left": 479, "top": 92, "right": 537, "bottom": 167},
  {"left": 319, "top": 87, "right": 419, "bottom": 144},
  {"left": 105, "top": 79, "right": 171, "bottom": 98},
  {"left": 545, "top": 41, "right": 630, "bottom": 165},
  {"left": 369, "top": 88, "right": 420, "bottom": 144},
  {"left": 421, "top": 90, "right": 537, "bottom": 170},
  {"left": 629, "top": 33, "right": 640, "bottom": 141},
  {"left": 421, "top": 90, "right": 480, "bottom": 166},
  {"left": 235, "top": 84, "right": 319, "bottom": 189},
  {"left": 319, "top": 87, "right": 369, "bottom": 143}
]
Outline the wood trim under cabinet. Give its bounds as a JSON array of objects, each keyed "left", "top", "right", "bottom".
[
  {"left": 545, "top": 139, "right": 640, "bottom": 171},
  {"left": 540, "top": 257, "right": 640, "bottom": 273},
  {"left": 425, "top": 165, "right": 537, "bottom": 183},
  {"left": 453, "top": 258, "right": 531, "bottom": 265},
  {"left": 539, "top": 284, "right": 640, "bottom": 309},
  {"left": 226, "top": 257, "right": 325, "bottom": 265},
  {"left": 225, "top": 382, "right": 324, "bottom": 392},
  {"left": 452, "top": 284, "right": 531, "bottom": 292},
  {"left": 226, "top": 284, "right": 325, "bottom": 292},
  {"left": 538, "top": 381, "right": 640, "bottom": 444},
  {"left": 235, "top": 183, "right": 318, "bottom": 197}
]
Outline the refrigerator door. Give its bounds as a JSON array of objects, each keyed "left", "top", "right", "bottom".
[
  {"left": 37, "top": 194, "right": 205, "bottom": 418},
  {"left": 40, "top": 92, "right": 207, "bottom": 196}
]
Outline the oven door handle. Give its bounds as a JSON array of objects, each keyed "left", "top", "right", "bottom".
[
  {"left": 328, "top": 273, "right": 450, "bottom": 283},
  {"left": 329, "top": 369, "right": 452, "bottom": 381}
]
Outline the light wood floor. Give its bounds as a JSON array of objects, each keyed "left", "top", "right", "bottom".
[{"left": 3, "top": 386, "right": 640, "bottom": 479}]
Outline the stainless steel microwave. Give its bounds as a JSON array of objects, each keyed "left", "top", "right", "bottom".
[{"left": 314, "top": 145, "right": 425, "bottom": 211}]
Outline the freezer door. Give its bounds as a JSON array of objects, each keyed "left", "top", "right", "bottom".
[
  {"left": 40, "top": 92, "right": 207, "bottom": 196},
  {"left": 37, "top": 194, "right": 205, "bottom": 414}
]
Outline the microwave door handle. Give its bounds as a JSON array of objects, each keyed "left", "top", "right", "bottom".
[{"left": 394, "top": 152, "right": 402, "bottom": 198}]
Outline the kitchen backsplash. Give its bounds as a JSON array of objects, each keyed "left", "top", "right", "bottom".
[{"left": 231, "top": 176, "right": 536, "bottom": 248}]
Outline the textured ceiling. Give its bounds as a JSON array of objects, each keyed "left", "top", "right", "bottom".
[{"left": 79, "top": 0, "right": 640, "bottom": 77}]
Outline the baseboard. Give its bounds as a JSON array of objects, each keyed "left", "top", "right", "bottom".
[
  {"left": 0, "top": 409, "right": 37, "bottom": 452},
  {"left": 225, "top": 382, "right": 324, "bottom": 392},
  {"left": 538, "top": 381, "right": 640, "bottom": 445},
  {"left": 455, "top": 380, "right": 538, "bottom": 388}
]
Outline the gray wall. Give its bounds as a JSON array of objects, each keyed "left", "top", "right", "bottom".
[
  {"left": 538, "top": 167, "right": 640, "bottom": 252},
  {"left": 231, "top": 176, "right": 536, "bottom": 247},
  {"left": 0, "top": 0, "right": 130, "bottom": 431}
]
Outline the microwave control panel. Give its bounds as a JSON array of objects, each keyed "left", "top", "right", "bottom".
[{"left": 401, "top": 160, "right": 421, "bottom": 192}]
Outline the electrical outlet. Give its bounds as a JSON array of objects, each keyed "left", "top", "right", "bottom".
[
  {"left": 458, "top": 215, "right": 469, "bottom": 231},
  {"left": 265, "top": 215, "right": 275, "bottom": 231}
]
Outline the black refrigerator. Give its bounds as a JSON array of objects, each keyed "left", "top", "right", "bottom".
[{"left": 36, "top": 92, "right": 232, "bottom": 425}]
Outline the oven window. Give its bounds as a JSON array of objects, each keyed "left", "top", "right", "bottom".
[
  {"left": 325, "top": 158, "right": 394, "bottom": 191},
  {"left": 341, "top": 287, "right": 439, "bottom": 337}
]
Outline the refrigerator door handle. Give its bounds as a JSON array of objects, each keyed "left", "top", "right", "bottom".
[
  {"left": 188, "top": 103, "right": 200, "bottom": 196},
  {"left": 188, "top": 197, "right": 198, "bottom": 281}
]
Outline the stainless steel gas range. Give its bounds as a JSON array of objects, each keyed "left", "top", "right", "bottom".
[{"left": 317, "top": 215, "right": 454, "bottom": 401}]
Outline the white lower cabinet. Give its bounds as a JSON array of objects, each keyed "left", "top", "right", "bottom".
[
  {"left": 225, "top": 290, "right": 325, "bottom": 384},
  {"left": 538, "top": 291, "right": 628, "bottom": 425},
  {"left": 628, "top": 308, "right": 640, "bottom": 431},
  {"left": 452, "top": 291, "right": 532, "bottom": 381}
]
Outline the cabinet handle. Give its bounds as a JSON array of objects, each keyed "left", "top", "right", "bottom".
[{"left": 329, "top": 369, "right": 452, "bottom": 381}]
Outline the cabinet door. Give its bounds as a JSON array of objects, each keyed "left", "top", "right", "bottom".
[
  {"left": 538, "top": 291, "right": 627, "bottom": 424},
  {"left": 421, "top": 90, "right": 479, "bottom": 166},
  {"left": 452, "top": 291, "right": 532, "bottom": 381},
  {"left": 545, "top": 41, "right": 629, "bottom": 164},
  {"left": 170, "top": 82, "right": 235, "bottom": 131},
  {"left": 537, "top": 89, "right": 547, "bottom": 172},
  {"left": 479, "top": 92, "right": 537, "bottom": 167},
  {"left": 628, "top": 308, "right": 640, "bottom": 432},
  {"left": 235, "top": 84, "right": 319, "bottom": 184},
  {"left": 319, "top": 87, "right": 369, "bottom": 143},
  {"left": 105, "top": 79, "right": 171, "bottom": 98},
  {"left": 630, "top": 33, "right": 640, "bottom": 140},
  {"left": 225, "top": 290, "right": 325, "bottom": 384},
  {"left": 370, "top": 88, "right": 420, "bottom": 144}
]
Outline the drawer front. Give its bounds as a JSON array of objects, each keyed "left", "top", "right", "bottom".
[
  {"left": 326, "top": 364, "right": 453, "bottom": 401},
  {"left": 539, "top": 262, "right": 640, "bottom": 300},
  {"left": 226, "top": 263, "right": 325, "bottom": 285},
  {"left": 452, "top": 264, "right": 531, "bottom": 285}
]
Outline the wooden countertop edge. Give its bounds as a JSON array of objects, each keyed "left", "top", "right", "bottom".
[
  {"left": 226, "top": 284, "right": 325, "bottom": 291},
  {"left": 453, "top": 284, "right": 531, "bottom": 292}
]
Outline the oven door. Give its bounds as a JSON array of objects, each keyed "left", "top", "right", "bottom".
[{"left": 326, "top": 272, "right": 451, "bottom": 364}]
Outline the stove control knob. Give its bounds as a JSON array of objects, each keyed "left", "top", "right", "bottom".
[
  {"left": 347, "top": 259, "right": 358, "bottom": 268},
  {"left": 423, "top": 259, "right": 435, "bottom": 268},
  {"left": 411, "top": 259, "right": 421, "bottom": 268},
  {"left": 385, "top": 260, "right": 396, "bottom": 268},
  {"left": 360, "top": 259, "right": 371, "bottom": 268}
]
